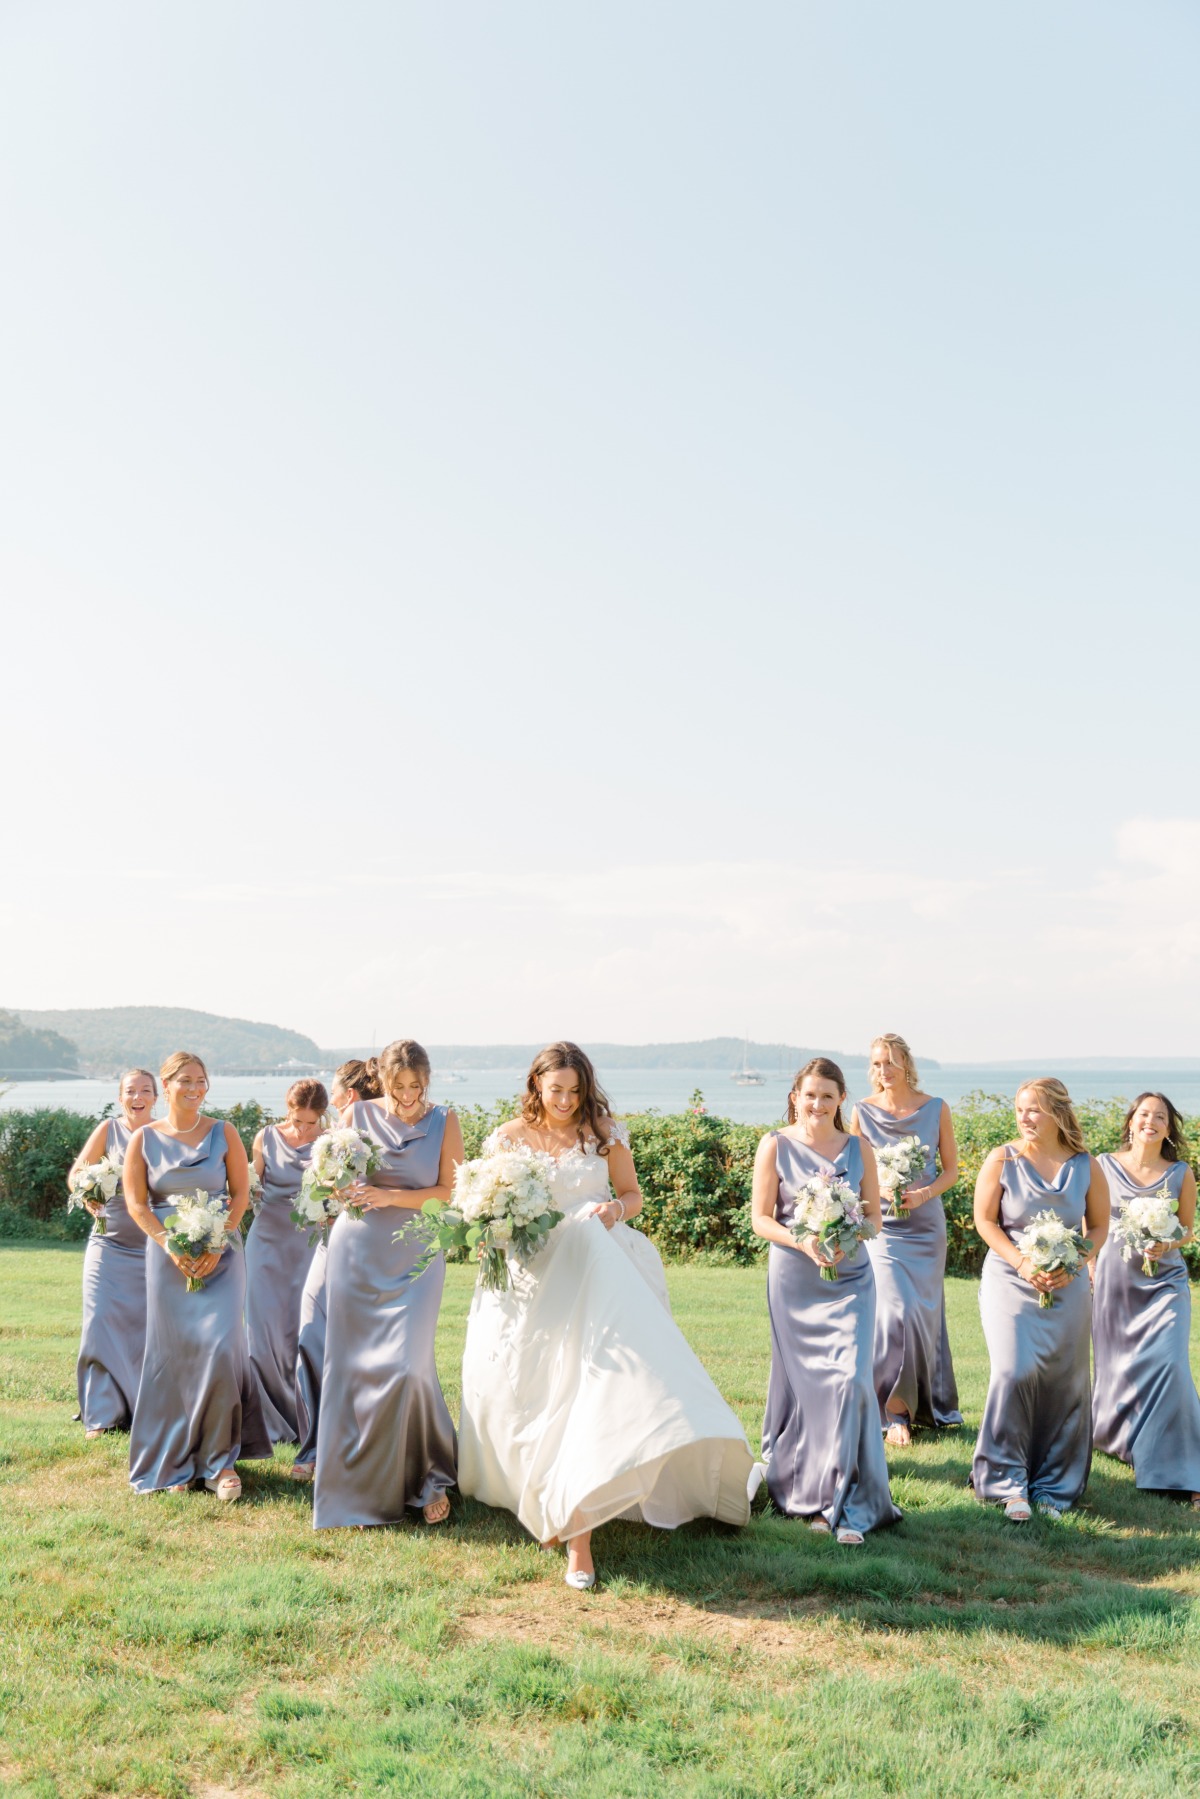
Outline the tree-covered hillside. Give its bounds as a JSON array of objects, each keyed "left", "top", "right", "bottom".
[
  {"left": 0, "top": 1009, "right": 79, "bottom": 1073},
  {"left": 13, "top": 1008, "right": 323, "bottom": 1073},
  {"left": 323, "top": 1038, "right": 929, "bottom": 1070}
]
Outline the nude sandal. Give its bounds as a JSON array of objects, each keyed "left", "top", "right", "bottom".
[
  {"left": 1004, "top": 1498, "right": 1031, "bottom": 1523},
  {"left": 204, "top": 1471, "right": 242, "bottom": 1502},
  {"left": 422, "top": 1493, "right": 450, "bottom": 1525}
]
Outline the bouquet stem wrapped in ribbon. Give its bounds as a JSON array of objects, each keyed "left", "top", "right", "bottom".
[
  {"left": 1011, "top": 1209, "right": 1093, "bottom": 1308},
  {"left": 67, "top": 1156, "right": 124, "bottom": 1236},
  {"left": 404, "top": 1146, "right": 564, "bottom": 1292},
  {"left": 875, "top": 1134, "right": 927, "bottom": 1224},
  {"left": 160, "top": 1190, "right": 239, "bottom": 1291},
  {"left": 1111, "top": 1184, "right": 1185, "bottom": 1277},
  {"left": 789, "top": 1172, "right": 877, "bottom": 1281},
  {"left": 292, "top": 1128, "right": 383, "bottom": 1243}
]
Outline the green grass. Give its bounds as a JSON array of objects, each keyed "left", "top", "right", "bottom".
[{"left": 3, "top": 1248, "right": 1200, "bottom": 1796}]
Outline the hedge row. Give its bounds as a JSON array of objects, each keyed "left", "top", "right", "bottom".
[{"left": 3, "top": 1090, "right": 1195, "bottom": 1277}]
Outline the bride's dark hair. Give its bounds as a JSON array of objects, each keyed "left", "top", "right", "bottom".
[{"left": 521, "top": 1042, "right": 616, "bottom": 1157}]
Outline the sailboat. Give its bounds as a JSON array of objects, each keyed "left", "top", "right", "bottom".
[{"left": 731, "top": 1034, "right": 766, "bottom": 1087}]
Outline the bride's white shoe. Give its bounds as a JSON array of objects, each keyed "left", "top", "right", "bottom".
[
  {"left": 746, "top": 1460, "right": 768, "bottom": 1502},
  {"left": 564, "top": 1568, "right": 597, "bottom": 1591}
]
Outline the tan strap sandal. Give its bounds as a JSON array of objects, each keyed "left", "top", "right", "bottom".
[
  {"left": 204, "top": 1471, "right": 242, "bottom": 1502},
  {"left": 422, "top": 1493, "right": 451, "bottom": 1525}
]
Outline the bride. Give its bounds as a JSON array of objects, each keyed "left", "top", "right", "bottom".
[{"left": 458, "top": 1042, "right": 754, "bottom": 1590}]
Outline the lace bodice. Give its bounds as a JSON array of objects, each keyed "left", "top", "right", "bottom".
[{"left": 482, "top": 1123, "right": 630, "bottom": 1217}]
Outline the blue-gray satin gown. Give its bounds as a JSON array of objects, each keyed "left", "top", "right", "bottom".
[
  {"left": 313, "top": 1102, "right": 457, "bottom": 1528},
  {"left": 972, "top": 1149, "right": 1093, "bottom": 1510},
  {"left": 294, "top": 1238, "right": 327, "bottom": 1468},
  {"left": 128, "top": 1124, "right": 272, "bottom": 1492},
  {"left": 857, "top": 1097, "right": 962, "bottom": 1431},
  {"left": 1092, "top": 1155, "right": 1200, "bottom": 1494},
  {"left": 244, "top": 1126, "right": 317, "bottom": 1445},
  {"left": 761, "top": 1133, "right": 900, "bottom": 1534},
  {"left": 75, "top": 1118, "right": 146, "bottom": 1432}
]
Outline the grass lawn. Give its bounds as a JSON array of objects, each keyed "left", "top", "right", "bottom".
[{"left": 3, "top": 1247, "right": 1200, "bottom": 1796}]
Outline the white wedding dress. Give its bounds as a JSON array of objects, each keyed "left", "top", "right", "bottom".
[{"left": 458, "top": 1126, "right": 753, "bottom": 1542}]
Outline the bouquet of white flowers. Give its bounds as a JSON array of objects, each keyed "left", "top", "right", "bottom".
[
  {"left": 1111, "top": 1185, "right": 1185, "bottom": 1276},
  {"left": 161, "top": 1190, "right": 238, "bottom": 1291},
  {"left": 789, "top": 1172, "right": 877, "bottom": 1281},
  {"left": 67, "top": 1156, "right": 124, "bottom": 1236},
  {"left": 293, "top": 1128, "right": 383, "bottom": 1237},
  {"left": 407, "top": 1146, "right": 564, "bottom": 1292},
  {"left": 1011, "top": 1209, "right": 1093, "bottom": 1308},
  {"left": 875, "top": 1134, "right": 928, "bottom": 1223}
]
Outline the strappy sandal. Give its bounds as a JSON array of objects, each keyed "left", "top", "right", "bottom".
[
  {"left": 1004, "top": 1498, "right": 1032, "bottom": 1523},
  {"left": 836, "top": 1527, "right": 865, "bottom": 1546},
  {"left": 422, "top": 1493, "right": 450, "bottom": 1525},
  {"left": 204, "top": 1471, "right": 242, "bottom": 1502},
  {"left": 884, "top": 1417, "right": 913, "bottom": 1448},
  {"left": 809, "top": 1516, "right": 832, "bottom": 1534},
  {"left": 289, "top": 1462, "right": 314, "bottom": 1482},
  {"left": 84, "top": 1427, "right": 108, "bottom": 1441}
]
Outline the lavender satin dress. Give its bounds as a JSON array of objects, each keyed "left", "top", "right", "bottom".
[
  {"left": 128, "top": 1124, "right": 272, "bottom": 1492},
  {"left": 1092, "top": 1156, "right": 1200, "bottom": 1494},
  {"left": 857, "top": 1097, "right": 961, "bottom": 1430},
  {"left": 293, "top": 1238, "right": 327, "bottom": 1468},
  {"left": 313, "top": 1103, "right": 457, "bottom": 1528},
  {"left": 972, "top": 1149, "right": 1093, "bottom": 1510},
  {"left": 244, "top": 1126, "right": 317, "bottom": 1445},
  {"left": 75, "top": 1118, "right": 146, "bottom": 1432},
  {"left": 761, "top": 1133, "right": 900, "bottom": 1534}
]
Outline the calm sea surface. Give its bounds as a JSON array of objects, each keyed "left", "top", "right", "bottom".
[{"left": 6, "top": 1065, "right": 1200, "bottom": 1122}]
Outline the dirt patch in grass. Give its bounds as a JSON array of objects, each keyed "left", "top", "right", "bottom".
[{"left": 458, "top": 1585, "right": 836, "bottom": 1661}]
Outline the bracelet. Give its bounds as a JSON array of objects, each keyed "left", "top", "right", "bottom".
[{"left": 612, "top": 1198, "right": 626, "bottom": 1221}]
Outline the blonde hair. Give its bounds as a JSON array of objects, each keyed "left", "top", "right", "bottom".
[
  {"left": 1015, "top": 1078, "right": 1087, "bottom": 1157},
  {"left": 159, "top": 1050, "right": 209, "bottom": 1087},
  {"left": 372, "top": 1039, "right": 432, "bottom": 1104},
  {"left": 118, "top": 1067, "right": 158, "bottom": 1097},
  {"left": 868, "top": 1033, "right": 920, "bottom": 1093}
]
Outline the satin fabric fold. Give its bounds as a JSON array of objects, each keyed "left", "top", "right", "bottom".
[
  {"left": 245, "top": 1126, "right": 317, "bottom": 1444},
  {"left": 857, "top": 1097, "right": 962, "bottom": 1430},
  {"left": 1092, "top": 1155, "right": 1200, "bottom": 1494},
  {"left": 76, "top": 1118, "right": 146, "bottom": 1432},
  {"left": 761, "top": 1132, "right": 900, "bottom": 1534}
]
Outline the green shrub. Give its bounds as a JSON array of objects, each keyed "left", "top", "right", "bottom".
[
  {"left": 2, "top": 1088, "right": 1199, "bottom": 1275},
  {"left": 0, "top": 1108, "right": 98, "bottom": 1240}
]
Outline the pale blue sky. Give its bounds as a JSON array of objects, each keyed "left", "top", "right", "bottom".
[{"left": 3, "top": 3, "right": 1198, "bottom": 1056}]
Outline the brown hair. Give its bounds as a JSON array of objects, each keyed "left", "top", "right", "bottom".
[
  {"left": 373, "top": 1039, "right": 432, "bottom": 1105},
  {"left": 159, "top": 1050, "right": 209, "bottom": 1087},
  {"left": 1121, "top": 1091, "right": 1188, "bottom": 1163},
  {"left": 118, "top": 1067, "right": 158, "bottom": 1098},
  {"left": 333, "top": 1058, "right": 383, "bottom": 1101},
  {"left": 286, "top": 1078, "right": 329, "bottom": 1114},
  {"left": 868, "top": 1033, "right": 921, "bottom": 1094},
  {"left": 522, "top": 1042, "right": 615, "bottom": 1156},
  {"left": 787, "top": 1057, "right": 848, "bottom": 1131},
  {"left": 1015, "top": 1078, "right": 1087, "bottom": 1157}
]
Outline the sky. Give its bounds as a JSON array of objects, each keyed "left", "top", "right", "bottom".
[{"left": 2, "top": 2, "right": 1198, "bottom": 1060}]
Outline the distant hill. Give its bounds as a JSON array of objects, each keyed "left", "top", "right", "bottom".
[
  {"left": 0, "top": 1007, "right": 79, "bottom": 1073},
  {"left": 323, "top": 1037, "right": 935, "bottom": 1072},
  {"left": 14, "top": 1007, "right": 324, "bottom": 1074}
]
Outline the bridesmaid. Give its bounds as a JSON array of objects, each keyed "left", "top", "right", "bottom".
[
  {"left": 1092, "top": 1091, "right": 1200, "bottom": 1503},
  {"left": 313, "top": 1039, "right": 460, "bottom": 1529},
  {"left": 124, "top": 1051, "right": 272, "bottom": 1499},
  {"left": 292, "top": 1059, "right": 381, "bottom": 1482},
  {"left": 70, "top": 1068, "right": 157, "bottom": 1437},
  {"left": 972, "top": 1078, "right": 1109, "bottom": 1520},
  {"left": 851, "top": 1033, "right": 962, "bottom": 1446},
  {"left": 752, "top": 1057, "right": 899, "bottom": 1544},
  {"left": 245, "top": 1078, "right": 328, "bottom": 1447}
]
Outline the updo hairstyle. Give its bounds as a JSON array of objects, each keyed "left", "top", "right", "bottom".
[
  {"left": 521, "top": 1041, "right": 616, "bottom": 1156},
  {"left": 786, "top": 1057, "right": 848, "bottom": 1131},
  {"left": 118, "top": 1067, "right": 158, "bottom": 1097},
  {"left": 1121, "top": 1091, "right": 1188, "bottom": 1163},
  {"left": 868, "top": 1033, "right": 921, "bottom": 1093},
  {"left": 371, "top": 1039, "right": 432, "bottom": 1106},
  {"left": 286, "top": 1078, "right": 329, "bottom": 1114},
  {"left": 159, "top": 1050, "right": 210, "bottom": 1087},
  {"left": 334, "top": 1058, "right": 383, "bottom": 1101},
  {"left": 1014, "top": 1078, "right": 1087, "bottom": 1156}
]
